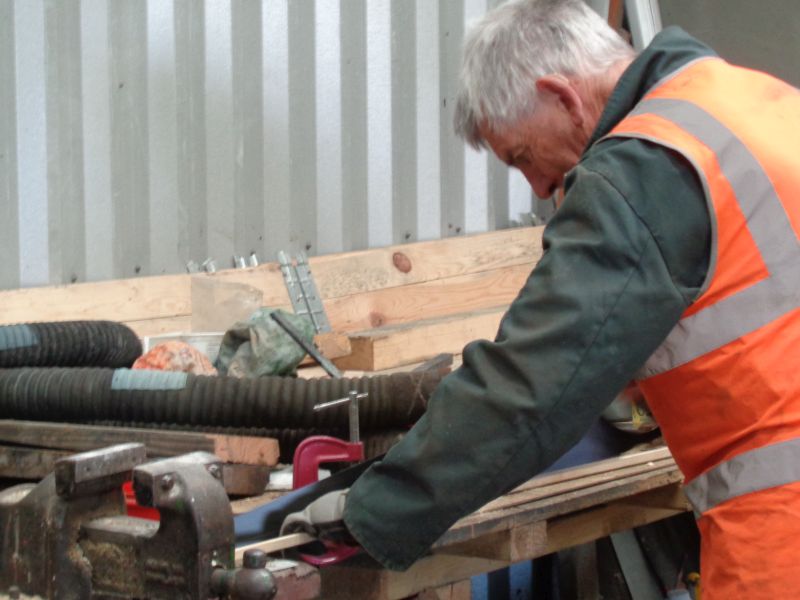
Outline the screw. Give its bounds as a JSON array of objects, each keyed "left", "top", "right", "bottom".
[{"left": 160, "top": 475, "right": 174, "bottom": 491}]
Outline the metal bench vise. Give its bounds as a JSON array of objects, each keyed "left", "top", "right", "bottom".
[{"left": 0, "top": 443, "right": 277, "bottom": 599}]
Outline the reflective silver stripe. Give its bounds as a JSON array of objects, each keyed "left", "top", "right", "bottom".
[
  {"left": 625, "top": 98, "right": 800, "bottom": 376},
  {"left": 631, "top": 98, "right": 800, "bottom": 273},
  {"left": 684, "top": 437, "right": 800, "bottom": 514}
]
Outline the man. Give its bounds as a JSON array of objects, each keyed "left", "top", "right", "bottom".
[{"left": 285, "top": 1, "right": 800, "bottom": 596}]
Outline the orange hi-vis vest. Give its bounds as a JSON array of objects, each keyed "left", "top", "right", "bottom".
[{"left": 607, "top": 57, "right": 800, "bottom": 598}]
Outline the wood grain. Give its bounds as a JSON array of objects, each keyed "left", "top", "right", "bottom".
[
  {"left": 324, "top": 264, "right": 532, "bottom": 333},
  {"left": 0, "top": 274, "right": 190, "bottom": 326},
  {"left": 334, "top": 307, "right": 506, "bottom": 371},
  {"left": 0, "top": 421, "right": 279, "bottom": 466}
]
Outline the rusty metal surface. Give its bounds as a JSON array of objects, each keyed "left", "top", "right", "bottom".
[
  {"left": 54, "top": 442, "right": 145, "bottom": 498},
  {"left": 0, "top": 445, "right": 309, "bottom": 599}
]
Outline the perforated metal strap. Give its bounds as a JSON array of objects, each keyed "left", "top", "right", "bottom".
[
  {"left": 684, "top": 437, "right": 800, "bottom": 514},
  {"left": 627, "top": 98, "right": 800, "bottom": 376}
]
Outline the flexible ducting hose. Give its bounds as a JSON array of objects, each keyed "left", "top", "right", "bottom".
[
  {"left": 0, "top": 367, "right": 442, "bottom": 430},
  {"left": 0, "top": 321, "right": 142, "bottom": 368}
]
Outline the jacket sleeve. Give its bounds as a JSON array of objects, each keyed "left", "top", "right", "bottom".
[{"left": 343, "top": 153, "right": 707, "bottom": 570}]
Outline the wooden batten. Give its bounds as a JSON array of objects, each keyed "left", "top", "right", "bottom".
[
  {"left": 320, "top": 450, "right": 687, "bottom": 599},
  {"left": 334, "top": 307, "right": 507, "bottom": 371},
  {"left": 0, "top": 421, "right": 279, "bottom": 467},
  {"left": 308, "top": 226, "right": 543, "bottom": 299},
  {"left": 324, "top": 264, "right": 532, "bottom": 333},
  {"left": 0, "top": 275, "right": 191, "bottom": 331},
  {"left": 0, "top": 228, "right": 543, "bottom": 342}
]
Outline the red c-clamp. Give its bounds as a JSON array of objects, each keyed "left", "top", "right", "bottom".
[{"left": 292, "top": 390, "right": 366, "bottom": 565}]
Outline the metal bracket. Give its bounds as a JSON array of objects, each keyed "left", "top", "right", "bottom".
[
  {"left": 625, "top": 0, "right": 663, "bottom": 50},
  {"left": 277, "top": 251, "right": 331, "bottom": 333}
]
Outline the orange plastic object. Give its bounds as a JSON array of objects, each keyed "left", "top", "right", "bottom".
[
  {"left": 132, "top": 341, "right": 217, "bottom": 375},
  {"left": 123, "top": 481, "right": 160, "bottom": 521}
]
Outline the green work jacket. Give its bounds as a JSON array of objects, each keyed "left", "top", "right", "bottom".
[{"left": 345, "top": 27, "right": 715, "bottom": 571}]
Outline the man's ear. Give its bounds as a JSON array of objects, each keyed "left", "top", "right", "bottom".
[{"left": 535, "top": 75, "right": 584, "bottom": 127}]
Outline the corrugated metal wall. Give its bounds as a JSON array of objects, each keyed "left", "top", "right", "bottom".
[
  {"left": 1, "top": 0, "right": 541, "bottom": 291},
  {"left": 660, "top": 0, "right": 800, "bottom": 88}
]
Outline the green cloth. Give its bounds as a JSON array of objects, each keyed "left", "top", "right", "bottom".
[
  {"left": 215, "top": 308, "right": 315, "bottom": 378},
  {"left": 344, "top": 27, "right": 715, "bottom": 570}
]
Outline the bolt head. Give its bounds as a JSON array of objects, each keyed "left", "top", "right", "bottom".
[
  {"left": 160, "top": 475, "right": 174, "bottom": 491},
  {"left": 243, "top": 549, "right": 268, "bottom": 569}
]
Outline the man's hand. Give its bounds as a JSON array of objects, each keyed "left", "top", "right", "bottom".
[{"left": 280, "top": 489, "right": 356, "bottom": 545}]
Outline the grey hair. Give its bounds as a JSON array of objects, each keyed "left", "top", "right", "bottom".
[{"left": 454, "top": 0, "right": 635, "bottom": 148}]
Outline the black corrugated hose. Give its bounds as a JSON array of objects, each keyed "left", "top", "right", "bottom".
[
  {"left": 0, "top": 367, "right": 442, "bottom": 431},
  {"left": 0, "top": 321, "right": 142, "bottom": 368}
]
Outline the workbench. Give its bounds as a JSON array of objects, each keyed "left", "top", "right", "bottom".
[
  {"left": 314, "top": 446, "right": 687, "bottom": 599},
  {"left": 0, "top": 228, "right": 690, "bottom": 598}
]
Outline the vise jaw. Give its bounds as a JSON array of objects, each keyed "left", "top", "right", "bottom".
[{"left": 0, "top": 443, "right": 275, "bottom": 599}]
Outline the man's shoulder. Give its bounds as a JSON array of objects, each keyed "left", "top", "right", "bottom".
[{"left": 578, "top": 136, "right": 681, "bottom": 198}]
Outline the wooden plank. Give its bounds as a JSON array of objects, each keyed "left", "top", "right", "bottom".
[
  {"left": 210, "top": 432, "right": 280, "bottom": 466},
  {"left": 490, "top": 447, "right": 673, "bottom": 502},
  {"left": 297, "top": 331, "right": 353, "bottom": 366},
  {"left": 0, "top": 421, "right": 279, "bottom": 466},
  {"left": 195, "top": 262, "right": 290, "bottom": 308},
  {"left": 443, "top": 466, "right": 682, "bottom": 547},
  {"left": 312, "top": 331, "right": 352, "bottom": 359},
  {"left": 540, "top": 485, "right": 687, "bottom": 556},
  {"left": 0, "top": 274, "right": 191, "bottom": 326},
  {"left": 297, "top": 332, "right": 353, "bottom": 367},
  {"left": 321, "top": 553, "right": 508, "bottom": 600},
  {"left": 205, "top": 227, "right": 544, "bottom": 306},
  {"left": 321, "top": 483, "right": 687, "bottom": 600},
  {"left": 0, "top": 227, "right": 542, "bottom": 337},
  {"left": 477, "top": 456, "right": 676, "bottom": 514},
  {"left": 221, "top": 463, "right": 270, "bottom": 497},
  {"left": 334, "top": 307, "right": 506, "bottom": 371},
  {"left": 417, "top": 580, "right": 472, "bottom": 600},
  {"left": 234, "top": 533, "right": 316, "bottom": 564},
  {"left": 0, "top": 444, "right": 70, "bottom": 479},
  {"left": 324, "top": 264, "right": 533, "bottom": 332},
  {"left": 296, "top": 353, "right": 463, "bottom": 380},
  {"left": 434, "top": 521, "right": 548, "bottom": 563}
]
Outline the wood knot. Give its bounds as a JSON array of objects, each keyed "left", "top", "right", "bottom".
[
  {"left": 369, "top": 312, "right": 385, "bottom": 328},
  {"left": 392, "top": 252, "right": 412, "bottom": 273}
]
